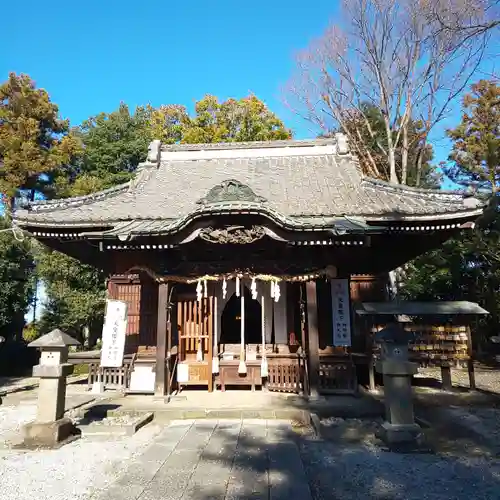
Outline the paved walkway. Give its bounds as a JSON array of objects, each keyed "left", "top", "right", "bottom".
[{"left": 91, "top": 420, "right": 312, "bottom": 500}]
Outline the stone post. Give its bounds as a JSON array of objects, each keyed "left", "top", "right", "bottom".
[
  {"left": 21, "top": 329, "right": 80, "bottom": 447},
  {"left": 374, "top": 323, "right": 422, "bottom": 449}
]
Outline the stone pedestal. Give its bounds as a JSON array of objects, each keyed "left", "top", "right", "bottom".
[{"left": 22, "top": 418, "right": 76, "bottom": 448}]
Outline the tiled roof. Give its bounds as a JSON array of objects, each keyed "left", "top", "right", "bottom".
[{"left": 14, "top": 138, "right": 484, "bottom": 230}]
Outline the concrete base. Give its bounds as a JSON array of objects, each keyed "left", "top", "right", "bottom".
[
  {"left": 376, "top": 421, "right": 424, "bottom": 451},
  {"left": 21, "top": 417, "right": 77, "bottom": 448},
  {"left": 78, "top": 412, "right": 154, "bottom": 437},
  {"left": 91, "top": 381, "right": 105, "bottom": 394}
]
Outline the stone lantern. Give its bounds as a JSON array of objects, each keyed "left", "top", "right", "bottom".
[
  {"left": 374, "top": 322, "right": 422, "bottom": 449},
  {"left": 22, "top": 329, "right": 80, "bottom": 447}
]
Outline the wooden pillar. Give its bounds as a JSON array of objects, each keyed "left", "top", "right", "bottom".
[
  {"left": 286, "top": 283, "right": 295, "bottom": 344},
  {"left": 306, "top": 281, "right": 320, "bottom": 398},
  {"left": 467, "top": 326, "right": 476, "bottom": 390},
  {"left": 155, "top": 282, "right": 169, "bottom": 398}
]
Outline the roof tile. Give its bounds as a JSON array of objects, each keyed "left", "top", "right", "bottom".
[{"left": 14, "top": 140, "right": 483, "bottom": 227}]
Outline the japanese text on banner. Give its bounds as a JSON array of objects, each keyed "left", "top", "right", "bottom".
[
  {"left": 331, "top": 279, "right": 352, "bottom": 347},
  {"left": 100, "top": 299, "right": 127, "bottom": 368}
]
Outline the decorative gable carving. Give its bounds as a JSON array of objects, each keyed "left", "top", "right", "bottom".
[{"left": 196, "top": 179, "right": 267, "bottom": 205}]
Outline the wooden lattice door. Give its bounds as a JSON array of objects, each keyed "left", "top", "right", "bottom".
[{"left": 176, "top": 296, "right": 214, "bottom": 390}]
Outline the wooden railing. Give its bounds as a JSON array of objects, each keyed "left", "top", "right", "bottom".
[
  {"left": 87, "top": 355, "right": 135, "bottom": 390},
  {"left": 318, "top": 356, "right": 357, "bottom": 394},
  {"left": 267, "top": 355, "right": 304, "bottom": 393}
]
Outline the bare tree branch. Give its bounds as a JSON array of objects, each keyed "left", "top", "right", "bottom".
[{"left": 285, "top": 0, "right": 493, "bottom": 184}]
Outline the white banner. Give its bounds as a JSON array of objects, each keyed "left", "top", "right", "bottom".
[
  {"left": 100, "top": 299, "right": 128, "bottom": 368},
  {"left": 331, "top": 279, "right": 352, "bottom": 347}
]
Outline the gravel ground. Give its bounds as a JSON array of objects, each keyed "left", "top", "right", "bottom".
[
  {"left": 0, "top": 404, "right": 36, "bottom": 443},
  {"left": 300, "top": 417, "right": 500, "bottom": 500},
  {"left": 418, "top": 366, "right": 500, "bottom": 393},
  {"left": 0, "top": 418, "right": 164, "bottom": 500},
  {"left": 1, "top": 403, "right": 500, "bottom": 500},
  {"left": 300, "top": 438, "right": 500, "bottom": 500},
  {"left": 442, "top": 406, "right": 500, "bottom": 449}
]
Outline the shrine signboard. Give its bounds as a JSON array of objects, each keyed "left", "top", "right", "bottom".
[
  {"left": 331, "top": 279, "right": 352, "bottom": 347},
  {"left": 100, "top": 299, "right": 128, "bottom": 368}
]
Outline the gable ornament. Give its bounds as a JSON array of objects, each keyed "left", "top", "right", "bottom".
[{"left": 196, "top": 179, "right": 267, "bottom": 205}]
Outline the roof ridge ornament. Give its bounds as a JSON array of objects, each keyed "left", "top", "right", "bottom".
[
  {"left": 147, "top": 140, "right": 161, "bottom": 165},
  {"left": 335, "top": 133, "right": 349, "bottom": 155},
  {"left": 196, "top": 179, "right": 267, "bottom": 205}
]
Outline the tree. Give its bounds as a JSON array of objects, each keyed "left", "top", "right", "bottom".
[
  {"left": 286, "top": 0, "right": 488, "bottom": 184},
  {"left": 0, "top": 219, "right": 35, "bottom": 341},
  {"left": 151, "top": 94, "right": 291, "bottom": 145},
  {"left": 0, "top": 73, "right": 80, "bottom": 213},
  {"left": 444, "top": 80, "right": 500, "bottom": 194},
  {"left": 34, "top": 245, "right": 106, "bottom": 345},
  {"left": 402, "top": 80, "right": 500, "bottom": 349},
  {"left": 428, "top": 0, "right": 499, "bottom": 43},
  {"left": 55, "top": 103, "right": 152, "bottom": 197}
]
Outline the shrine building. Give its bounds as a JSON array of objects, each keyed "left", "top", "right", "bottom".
[{"left": 13, "top": 136, "right": 484, "bottom": 397}]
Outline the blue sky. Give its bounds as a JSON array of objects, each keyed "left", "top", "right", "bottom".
[
  {"left": 2, "top": 1, "right": 338, "bottom": 137},
  {"left": 1, "top": 1, "right": 495, "bottom": 182}
]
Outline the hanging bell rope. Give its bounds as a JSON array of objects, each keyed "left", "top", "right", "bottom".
[
  {"left": 260, "top": 293, "right": 268, "bottom": 378},
  {"left": 203, "top": 279, "right": 208, "bottom": 298},
  {"left": 222, "top": 277, "right": 227, "bottom": 300},
  {"left": 235, "top": 276, "right": 240, "bottom": 297},
  {"left": 212, "top": 295, "right": 219, "bottom": 374},
  {"left": 274, "top": 280, "right": 281, "bottom": 303},
  {"left": 196, "top": 280, "right": 202, "bottom": 302},
  {"left": 238, "top": 278, "right": 247, "bottom": 374},
  {"left": 251, "top": 277, "right": 257, "bottom": 300}
]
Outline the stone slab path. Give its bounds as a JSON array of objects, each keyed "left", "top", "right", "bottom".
[{"left": 90, "top": 419, "right": 312, "bottom": 500}]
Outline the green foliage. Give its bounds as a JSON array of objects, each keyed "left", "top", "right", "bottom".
[
  {"left": 151, "top": 94, "right": 292, "bottom": 145},
  {"left": 403, "top": 80, "right": 500, "bottom": 348},
  {"left": 0, "top": 73, "right": 81, "bottom": 209},
  {"left": 402, "top": 212, "right": 500, "bottom": 344},
  {"left": 55, "top": 103, "right": 152, "bottom": 196},
  {"left": 0, "top": 219, "right": 35, "bottom": 341},
  {"left": 445, "top": 80, "right": 500, "bottom": 194},
  {"left": 34, "top": 244, "right": 106, "bottom": 344},
  {"left": 22, "top": 322, "right": 41, "bottom": 343}
]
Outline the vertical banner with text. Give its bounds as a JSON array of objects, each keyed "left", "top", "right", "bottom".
[
  {"left": 331, "top": 279, "right": 352, "bottom": 347},
  {"left": 100, "top": 299, "right": 128, "bottom": 368}
]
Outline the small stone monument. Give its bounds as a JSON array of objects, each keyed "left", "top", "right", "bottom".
[
  {"left": 21, "top": 329, "right": 80, "bottom": 448},
  {"left": 374, "top": 323, "right": 422, "bottom": 449}
]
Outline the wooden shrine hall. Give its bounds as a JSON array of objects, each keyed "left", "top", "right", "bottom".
[{"left": 14, "top": 136, "right": 485, "bottom": 397}]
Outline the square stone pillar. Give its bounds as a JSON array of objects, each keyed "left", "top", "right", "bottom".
[{"left": 374, "top": 323, "right": 422, "bottom": 450}]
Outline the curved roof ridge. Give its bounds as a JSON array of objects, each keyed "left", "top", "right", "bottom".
[
  {"left": 21, "top": 182, "right": 131, "bottom": 214},
  {"left": 362, "top": 177, "right": 479, "bottom": 202}
]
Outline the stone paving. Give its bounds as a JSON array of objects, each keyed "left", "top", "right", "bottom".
[{"left": 90, "top": 419, "right": 312, "bottom": 500}]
